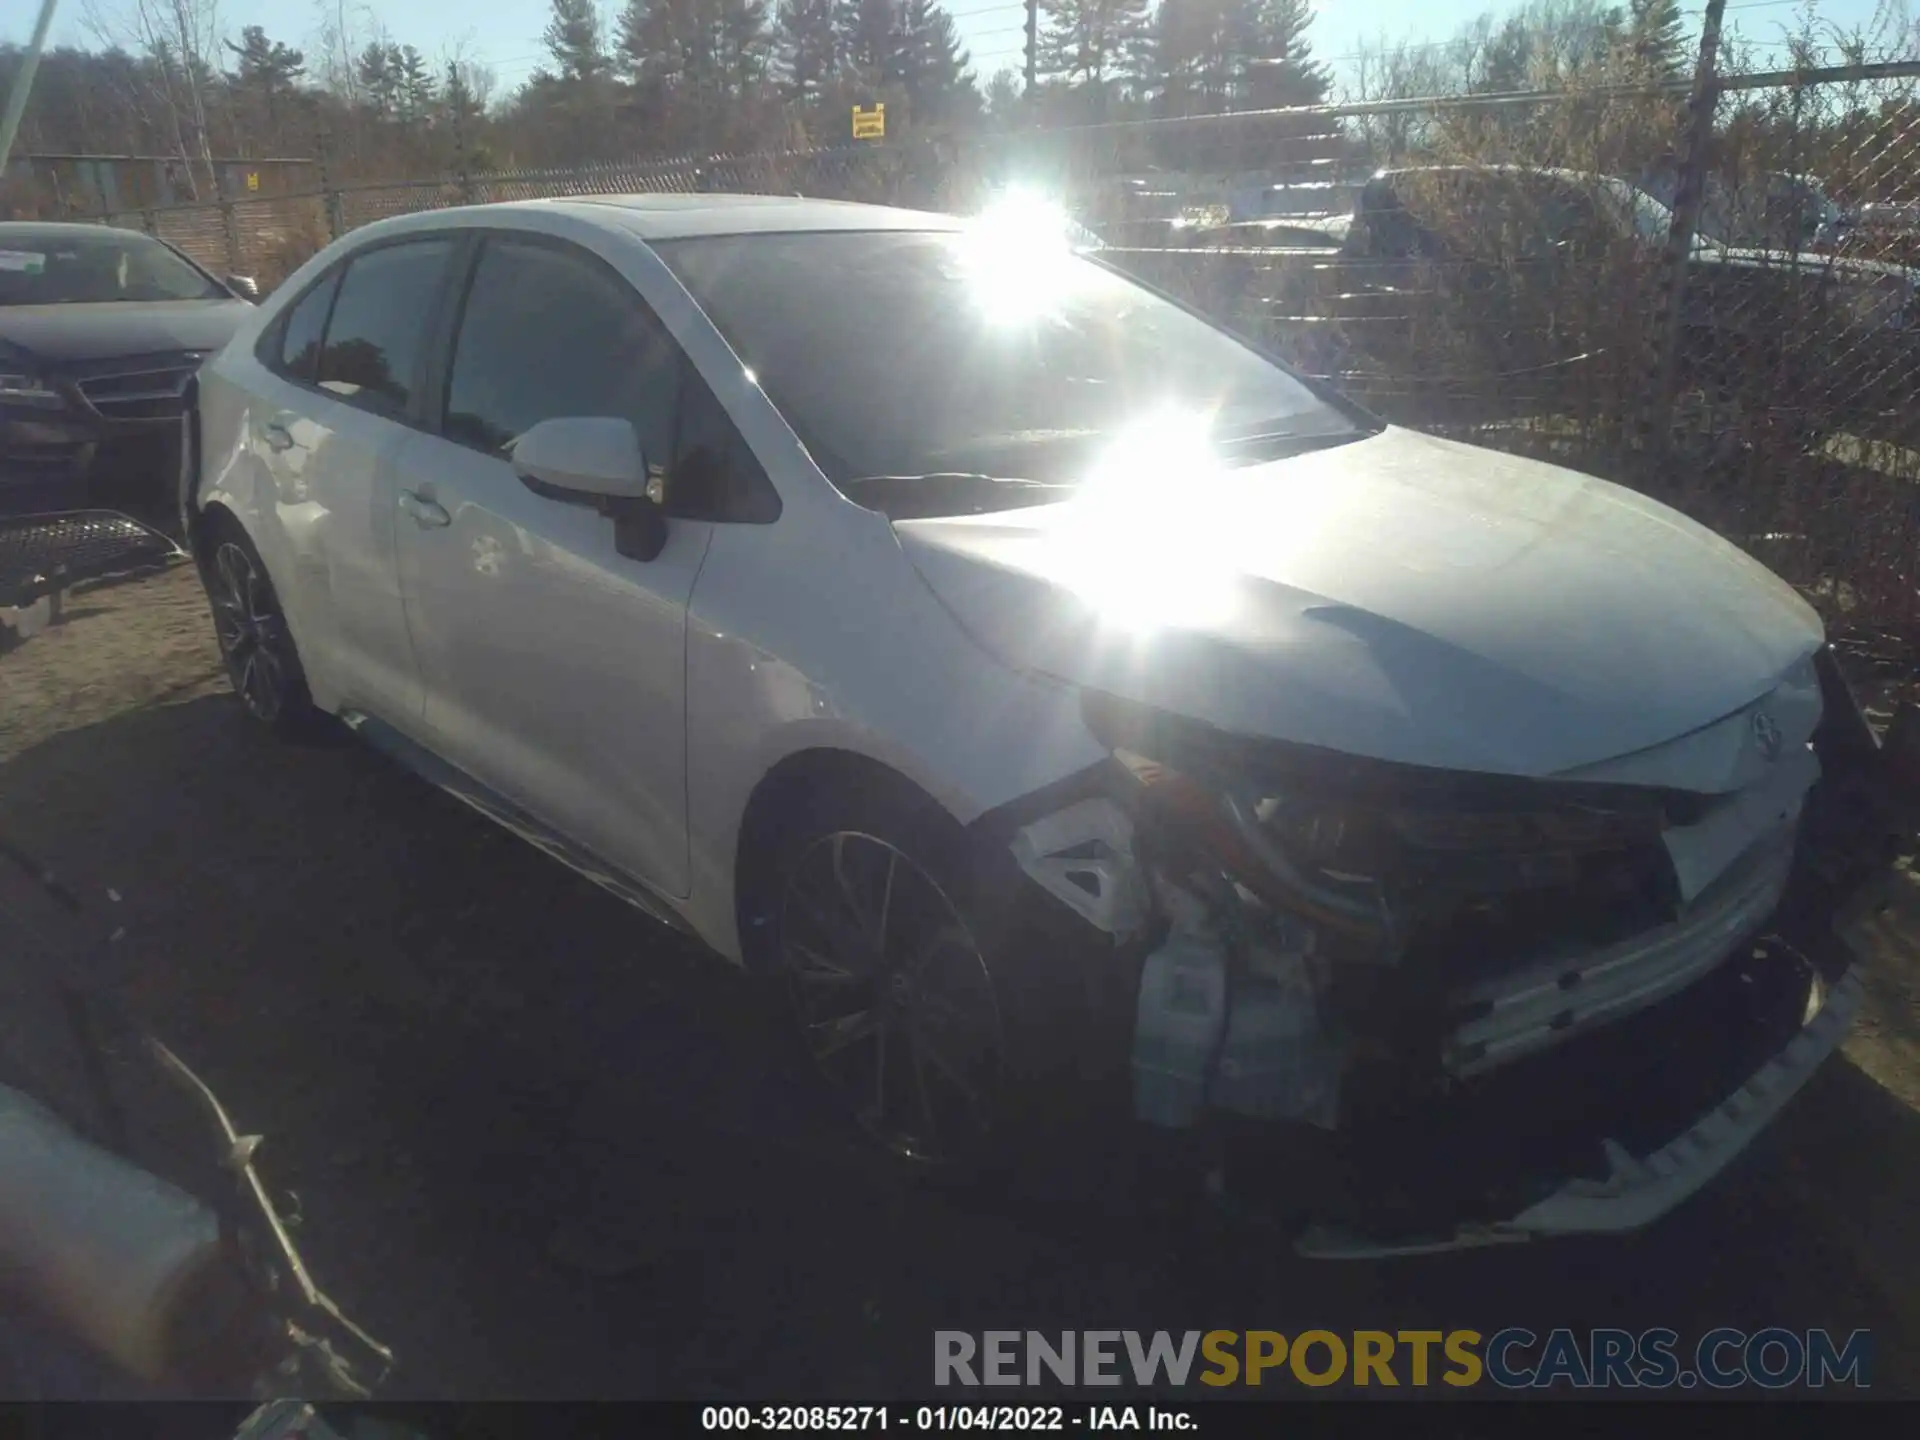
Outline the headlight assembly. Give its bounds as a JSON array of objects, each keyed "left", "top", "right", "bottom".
[{"left": 1086, "top": 689, "right": 1675, "bottom": 950}]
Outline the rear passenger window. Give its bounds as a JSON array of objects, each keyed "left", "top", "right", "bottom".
[
  {"left": 273, "top": 271, "right": 337, "bottom": 382},
  {"left": 443, "top": 237, "right": 680, "bottom": 461},
  {"left": 316, "top": 240, "right": 452, "bottom": 417}
]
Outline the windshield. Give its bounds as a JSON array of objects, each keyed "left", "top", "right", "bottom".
[
  {"left": 1593, "top": 179, "right": 1678, "bottom": 244},
  {"left": 0, "top": 228, "right": 227, "bottom": 306},
  {"left": 651, "top": 228, "right": 1355, "bottom": 492},
  {"left": 1694, "top": 175, "right": 1839, "bottom": 250}
]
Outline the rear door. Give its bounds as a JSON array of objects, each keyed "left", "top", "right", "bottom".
[
  {"left": 390, "top": 230, "right": 718, "bottom": 897},
  {"left": 249, "top": 236, "right": 458, "bottom": 723}
]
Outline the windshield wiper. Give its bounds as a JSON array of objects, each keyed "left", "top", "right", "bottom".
[
  {"left": 841, "top": 472, "right": 1075, "bottom": 492},
  {"left": 838, "top": 472, "right": 1078, "bottom": 518},
  {"left": 1214, "top": 428, "right": 1366, "bottom": 459}
]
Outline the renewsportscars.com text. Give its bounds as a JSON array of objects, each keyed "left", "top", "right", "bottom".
[{"left": 933, "top": 1328, "right": 1872, "bottom": 1390}]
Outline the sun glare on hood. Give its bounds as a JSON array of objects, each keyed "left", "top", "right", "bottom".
[{"left": 1049, "top": 408, "right": 1240, "bottom": 632}]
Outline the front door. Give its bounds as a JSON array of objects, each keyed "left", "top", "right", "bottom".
[{"left": 392, "top": 233, "right": 712, "bottom": 898}]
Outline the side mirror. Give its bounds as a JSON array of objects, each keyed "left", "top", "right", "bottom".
[
  {"left": 510, "top": 416, "right": 668, "bottom": 561},
  {"left": 225, "top": 274, "right": 260, "bottom": 302}
]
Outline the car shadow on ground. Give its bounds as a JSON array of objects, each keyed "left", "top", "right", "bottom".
[{"left": 1, "top": 693, "right": 1916, "bottom": 1399}]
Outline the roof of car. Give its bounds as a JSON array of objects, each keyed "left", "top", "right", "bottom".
[
  {"left": 1372, "top": 163, "right": 1605, "bottom": 187},
  {"left": 423, "top": 193, "right": 967, "bottom": 241},
  {"left": 0, "top": 220, "right": 155, "bottom": 238}
]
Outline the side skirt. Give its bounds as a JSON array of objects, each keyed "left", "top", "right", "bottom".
[{"left": 338, "top": 709, "right": 700, "bottom": 942}]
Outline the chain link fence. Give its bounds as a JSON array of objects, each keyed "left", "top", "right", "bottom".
[{"left": 74, "top": 61, "right": 1920, "bottom": 629}]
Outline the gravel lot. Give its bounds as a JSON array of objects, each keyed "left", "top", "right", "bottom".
[{"left": 4, "top": 559, "right": 1920, "bottom": 1400}]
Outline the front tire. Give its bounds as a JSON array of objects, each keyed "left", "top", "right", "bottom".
[
  {"left": 767, "top": 802, "right": 1009, "bottom": 1169},
  {"left": 202, "top": 521, "right": 319, "bottom": 737},
  {"left": 747, "top": 781, "right": 1120, "bottom": 1174}
]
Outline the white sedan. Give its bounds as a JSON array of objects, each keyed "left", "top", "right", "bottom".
[{"left": 186, "top": 193, "right": 1886, "bottom": 1255}]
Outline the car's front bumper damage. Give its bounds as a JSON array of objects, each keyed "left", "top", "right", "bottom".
[
  {"left": 981, "top": 644, "right": 1906, "bottom": 1255},
  {"left": 1421, "top": 959, "right": 1866, "bottom": 1252},
  {"left": 2, "top": 354, "right": 199, "bottom": 519}
]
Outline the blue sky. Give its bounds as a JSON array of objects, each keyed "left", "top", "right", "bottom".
[{"left": 6, "top": 0, "right": 1906, "bottom": 96}]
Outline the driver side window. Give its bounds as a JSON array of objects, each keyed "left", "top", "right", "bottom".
[
  {"left": 441, "top": 234, "right": 778, "bottom": 523},
  {"left": 444, "top": 236, "right": 680, "bottom": 461}
]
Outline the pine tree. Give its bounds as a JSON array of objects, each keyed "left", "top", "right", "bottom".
[
  {"left": 897, "top": 0, "right": 977, "bottom": 127},
  {"left": 981, "top": 69, "right": 1024, "bottom": 127},
  {"left": 620, "top": 0, "right": 710, "bottom": 91},
  {"left": 1151, "top": 0, "right": 1240, "bottom": 116},
  {"left": 545, "top": 0, "right": 614, "bottom": 85},
  {"left": 396, "top": 45, "right": 436, "bottom": 120},
  {"left": 355, "top": 42, "right": 400, "bottom": 116},
  {"left": 1475, "top": 13, "right": 1535, "bottom": 93},
  {"left": 836, "top": 0, "right": 902, "bottom": 89},
  {"left": 1624, "top": 0, "right": 1686, "bottom": 81},
  {"left": 443, "top": 61, "right": 484, "bottom": 128},
  {"left": 538, "top": 0, "right": 618, "bottom": 160},
  {"left": 620, "top": 0, "right": 776, "bottom": 150},
  {"left": 1243, "top": 0, "right": 1328, "bottom": 110},
  {"left": 773, "top": 0, "right": 839, "bottom": 104},
  {"left": 716, "top": 0, "right": 774, "bottom": 94},
  {"left": 224, "top": 26, "right": 306, "bottom": 123},
  {"left": 1039, "top": 0, "right": 1150, "bottom": 118}
]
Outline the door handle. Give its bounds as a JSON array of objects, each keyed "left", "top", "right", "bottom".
[
  {"left": 398, "top": 490, "right": 451, "bottom": 528},
  {"left": 263, "top": 422, "right": 297, "bottom": 453}
]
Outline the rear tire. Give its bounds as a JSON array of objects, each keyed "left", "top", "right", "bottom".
[{"left": 200, "top": 518, "right": 321, "bottom": 739}]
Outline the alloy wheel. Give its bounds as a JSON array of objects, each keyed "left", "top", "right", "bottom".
[
  {"left": 210, "top": 541, "right": 291, "bottom": 724},
  {"left": 776, "top": 831, "right": 1005, "bottom": 1164}
]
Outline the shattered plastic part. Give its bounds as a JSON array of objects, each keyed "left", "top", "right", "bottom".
[
  {"left": 1008, "top": 797, "right": 1150, "bottom": 937},
  {"left": 1211, "top": 947, "right": 1344, "bottom": 1129},
  {"left": 1293, "top": 959, "right": 1865, "bottom": 1258},
  {"left": 1444, "top": 830, "right": 1796, "bottom": 1075},
  {"left": 1660, "top": 744, "right": 1819, "bottom": 903},
  {"left": 1130, "top": 873, "right": 1345, "bottom": 1130},
  {"left": 1504, "top": 958, "right": 1863, "bottom": 1232},
  {"left": 1131, "top": 915, "right": 1229, "bottom": 1130}
]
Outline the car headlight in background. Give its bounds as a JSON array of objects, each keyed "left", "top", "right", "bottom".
[{"left": 0, "top": 371, "right": 64, "bottom": 408}]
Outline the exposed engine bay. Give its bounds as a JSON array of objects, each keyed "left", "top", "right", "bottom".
[{"left": 993, "top": 645, "right": 1902, "bottom": 1255}]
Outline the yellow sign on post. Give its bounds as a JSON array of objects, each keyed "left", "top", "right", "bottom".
[
  {"left": 852, "top": 104, "right": 885, "bottom": 141},
  {"left": 245, "top": 171, "right": 260, "bottom": 192}
]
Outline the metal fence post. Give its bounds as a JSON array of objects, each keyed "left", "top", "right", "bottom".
[
  {"left": 450, "top": 64, "right": 475, "bottom": 205},
  {"left": 1643, "top": 0, "right": 1729, "bottom": 469},
  {"left": 215, "top": 163, "right": 242, "bottom": 277},
  {"left": 316, "top": 123, "right": 342, "bottom": 240}
]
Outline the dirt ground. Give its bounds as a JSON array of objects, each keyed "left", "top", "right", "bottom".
[{"left": 4, "top": 559, "right": 1920, "bottom": 1401}]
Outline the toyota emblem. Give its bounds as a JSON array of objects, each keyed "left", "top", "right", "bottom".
[{"left": 1752, "top": 709, "right": 1784, "bottom": 762}]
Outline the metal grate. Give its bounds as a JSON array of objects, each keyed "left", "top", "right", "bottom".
[{"left": 0, "top": 510, "right": 183, "bottom": 609}]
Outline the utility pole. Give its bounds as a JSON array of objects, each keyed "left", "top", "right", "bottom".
[
  {"left": 0, "top": 0, "right": 62, "bottom": 181},
  {"left": 1643, "top": 0, "right": 1728, "bottom": 460},
  {"left": 1024, "top": 0, "right": 1038, "bottom": 103}
]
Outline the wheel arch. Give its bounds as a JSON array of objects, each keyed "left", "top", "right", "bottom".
[
  {"left": 731, "top": 746, "right": 962, "bottom": 971},
  {"left": 190, "top": 497, "right": 246, "bottom": 569}
]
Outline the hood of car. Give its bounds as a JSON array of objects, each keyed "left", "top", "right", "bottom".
[
  {"left": 891, "top": 426, "right": 1825, "bottom": 782},
  {"left": 0, "top": 299, "right": 252, "bottom": 366},
  {"left": 1697, "top": 243, "right": 1914, "bottom": 284}
]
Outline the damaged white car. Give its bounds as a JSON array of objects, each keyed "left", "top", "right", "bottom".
[{"left": 186, "top": 194, "right": 1898, "bottom": 1255}]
